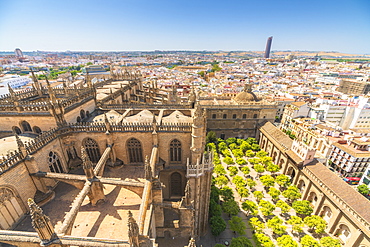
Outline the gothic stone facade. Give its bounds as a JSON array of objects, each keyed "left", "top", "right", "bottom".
[{"left": 0, "top": 71, "right": 212, "bottom": 247}]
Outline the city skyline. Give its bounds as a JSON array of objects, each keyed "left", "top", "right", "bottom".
[{"left": 0, "top": 0, "right": 370, "bottom": 54}]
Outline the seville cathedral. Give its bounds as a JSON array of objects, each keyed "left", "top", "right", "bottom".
[{"left": 0, "top": 68, "right": 370, "bottom": 247}]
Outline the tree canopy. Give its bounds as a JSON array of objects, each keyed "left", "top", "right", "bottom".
[
  {"left": 304, "top": 215, "right": 327, "bottom": 234},
  {"left": 320, "top": 236, "right": 341, "bottom": 247},
  {"left": 222, "top": 200, "right": 240, "bottom": 216},
  {"left": 249, "top": 217, "right": 265, "bottom": 233},
  {"left": 276, "top": 235, "right": 298, "bottom": 247},
  {"left": 242, "top": 200, "right": 258, "bottom": 216},
  {"left": 210, "top": 216, "right": 226, "bottom": 236},
  {"left": 229, "top": 216, "right": 246, "bottom": 235},
  {"left": 300, "top": 235, "right": 320, "bottom": 247},
  {"left": 357, "top": 184, "right": 370, "bottom": 196},
  {"left": 230, "top": 236, "right": 253, "bottom": 247},
  {"left": 292, "top": 200, "right": 313, "bottom": 216}
]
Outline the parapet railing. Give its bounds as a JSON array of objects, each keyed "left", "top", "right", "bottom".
[
  {"left": 100, "top": 103, "right": 191, "bottom": 110},
  {"left": 0, "top": 121, "right": 192, "bottom": 175}
]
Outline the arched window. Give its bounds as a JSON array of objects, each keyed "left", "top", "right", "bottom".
[
  {"left": 48, "top": 151, "right": 64, "bottom": 173},
  {"left": 232, "top": 114, "right": 237, "bottom": 119},
  {"left": 321, "top": 206, "right": 332, "bottom": 222},
  {"left": 80, "top": 109, "right": 86, "bottom": 120},
  {"left": 12, "top": 126, "right": 21, "bottom": 135},
  {"left": 308, "top": 192, "right": 318, "bottom": 206},
  {"left": 170, "top": 139, "right": 182, "bottom": 162},
  {"left": 253, "top": 114, "right": 258, "bottom": 118},
  {"left": 33, "top": 126, "right": 42, "bottom": 134},
  {"left": 20, "top": 121, "right": 31, "bottom": 132},
  {"left": 272, "top": 151, "right": 278, "bottom": 162},
  {"left": 279, "top": 158, "right": 284, "bottom": 167},
  {"left": 298, "top": 180, "right": 306, "bottom": 192},
  {"left": 171, "top": 172, "right": 182, "bottom": 197},
  {"left": 0, "top": 187, "right": 25, "bottom": 229},
  {"left": 223, "top": 114, "right": 227, "bottom": 119},
  {"left": 77, "top": 116, "right": 81, "bottom": 122},
  {"left": 83, "top": 138, "right": 101, "bottom": 163},
  {"left": 287, "top": 167, "right": 296, "bottom": 182},
  {"left": 337, "top": 224, "right": 351, "bottom": 243},
  {"left": 242, "top": 114, "right": 246, "bottom": 119},
  {"left": 127, "top": 138, "right": 143, "bottom": 163},
  {"left": 86, "top": 111, "right": 90, "bottom": 118}
]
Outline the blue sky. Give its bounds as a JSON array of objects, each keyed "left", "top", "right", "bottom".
[{"left": 0, "top": 0, "right": 369, "bottom": 54}]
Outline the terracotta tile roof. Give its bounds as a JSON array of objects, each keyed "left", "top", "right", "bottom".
[
  {"left": 315, "top": 124, "right": 335, "bottom": 132},
  {"left": 291, "top": 101, "right": 307, "bottom": 107},
  {"left": 333, "top": 142, "right": 370, "bottom": 158},
  {"left": 260, "top": 122, "right": 293, "bottom": 150},
  {"left": 286, "top": 150, "right": 303, "bottom": 164},
  {"left": 305, "top": 161, "right": 370, "bottom": 223},
  {"left": 350, "top": 128, "right": 370, "bottom": 134}
]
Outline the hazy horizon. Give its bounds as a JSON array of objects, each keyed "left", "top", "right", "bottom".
[{"left": 1, "top": 0, "right": 369, "bottom": 54}]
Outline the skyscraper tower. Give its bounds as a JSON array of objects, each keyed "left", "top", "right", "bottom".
[
  {"left": 264, "top": 36, "right": 273, "bottom": 59},
  {"left": 15, "top": 48, "right": 23, "bottom": 57}
]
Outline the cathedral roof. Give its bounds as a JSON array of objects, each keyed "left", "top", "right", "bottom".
[
  {"left": 233, "top": 91, "right": 259, "bottom": 103},
  {"left": 161, "top": 110, "right": 192, "bottom": 124},
  {"left": 232, "top": 83, "right": 260, "bottom": 104},
  {"left": 122, "top": 110, "right": 157, "bottom": 123},
  {"left": 93, "top": 110, "right": 122, "bottom": 124},
  {"left": 0, "top": 135, "right": 35, "bottom": 158}
]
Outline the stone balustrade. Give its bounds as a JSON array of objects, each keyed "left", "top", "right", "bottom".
[{"left": 0, "top": 121, "right": 193, "bottom": 175}]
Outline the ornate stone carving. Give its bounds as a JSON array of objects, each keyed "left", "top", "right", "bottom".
[
  {"left": 127, "top": 211, "right": 140, "bottom": 247},
  {"left": 187, "top": 238, "right": 196, "bottom": 247},
  {"left": 0, "top": 188, "right": 14, "bottom": 204},
  {"left": 144, "top": 156, "right": 152, "bottom": 180},
  {"left": 28, "top": 198, "right": 57, "bottom": 243}
]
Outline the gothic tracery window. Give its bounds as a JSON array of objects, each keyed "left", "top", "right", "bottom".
[
  {"left": 20, "top": 121, "right": 32, "bottom": 132},
  {"left": 33, "top": 126, "right": 42, "bottom": 134},
  {"left": 12, "top": 126, "right": 21, "bottom": 135},
  {"left": 80, "top": 109, "right": 86, "bottom": 120},
  {"left": 48, "top": 151, "right": 64, "bottom": 173},
  {"left": 127, "top": 138, "right": 143, "bottom": 163},
  {"left": 0, "top": 188, "right": 24, "bottom": 229},
  {"left": 170, "top": 139, "right": 182, "bottom": 163},
  {"left": 83, "top": 138, "right": 101, "bottom": 163}
]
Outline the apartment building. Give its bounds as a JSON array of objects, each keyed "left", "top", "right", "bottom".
[{"left": 329, "top": 137, "right": 370, "bottom": 177}]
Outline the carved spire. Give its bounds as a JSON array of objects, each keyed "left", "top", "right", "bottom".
[
  {"left": 30, "top": 69, "right": 38, "bottom": 83},
  {"left": 127, "top": 211, "right": 140, "bottom": 247},
  {"left": 7, "top": 84, "right": 16, "bottom": 98},
  {"left": 188, "top": 84, "right": 196, "bottom": 107},
  {"left": 81, "top": 146, "right": 94, "bottom": 179},
  {"left": 193, "top": 101, "right": 203, "bottom": 127},
  {"left": 86, "top": 71, "right": 93, "bottom": 88},
  {"left": 104, "top": 113, "right": 112, "bottom": 132},
  {"left": 62, "top": 80, "right": 67, "bottom": 88},
  {"left": 144, "top": 155, "right": 152, "bottom": 180},
  {"left": 30, "top": 68, "right": 43, "bottom": 95},
  {"left": 14, "top": 132, "right": 24, "bottom": 148},
  {"left": 185, "top": 180, "right": 191, "bottom": 205},
  {"left": 187, "top": 238, "right": 196, "bottom": 247},
  {"left": 44, "top": 73, "right": 50, "bottom": 87},
  {"left": 28, "top": 198, "right": 57, "bottom": 244},
  {"left": 45, "top": 75, "right": 57, "bottom": 104},
  {"left": 152, "top": 114, "right": 157, "bottom": 134}
]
